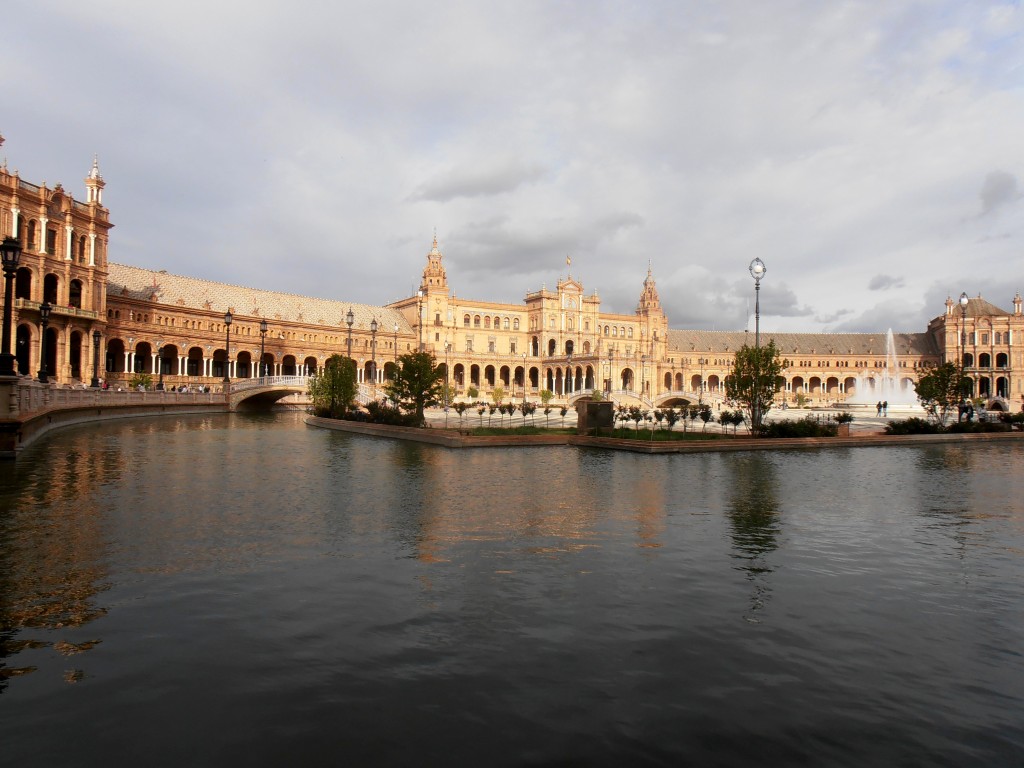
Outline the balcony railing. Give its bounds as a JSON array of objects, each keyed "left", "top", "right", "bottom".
[{"left": 15, "top": 298, "right": 98, "bottom": 320}]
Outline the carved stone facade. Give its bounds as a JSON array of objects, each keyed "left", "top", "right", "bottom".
[{"left": 3, "top": 137, "right": 1021, "bottom": 408}]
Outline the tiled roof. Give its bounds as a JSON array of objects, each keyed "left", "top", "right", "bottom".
[
  {"left": 666, "top": 329, "right": 939, "bottom": 357},
  {"left": 107, "top": 263, "right": 411, "bottom": 332},
  {"left": 963, "top": 296, "right": 1009, "bottom": 317}
]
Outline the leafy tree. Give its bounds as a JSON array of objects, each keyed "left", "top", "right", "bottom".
[
  {"left": 491, "top": 385, "right": 505, "bottom": 406},
  {"left": 467, "top": 385, "right": 479, "bottom": 400},
  {"left": 793, "top": 392, "right": 810, "bottom": 408},
  {"left": 488, "top": 404, "right": 498, "bottom": 426},
  {"left": 560, "top": 405, "right": 568, "bottom": 425},
  {"left": 521, "top": 402, "right": 537, "bottom": 424},
  {"left": 724, "top": 340, "right": 784, "bottom": 435},
  {"left": 699, "top": 405, "right": 713, "bottom": 432},
  {"left": 454, "top": 401, "right": 468, "bottom": 427},
  {"left": 543, "top": 404, "right": 552, "bottom": 427},
  {"left": 540, "top": 389, "right": 554, "bottom": 407},
  {"left": 128, "top": 372, "right": 153, "bottom": 391},
  {"left": 664, "top": 407, "right": 679, "bottom": 431},
  {"left": 915, "top": 362, "right": 970, "bottom": 426},
  {"left": 653, "top": 409, "right": 665, "bottom": 431},
  {"left": 382, "top": 351, "right": 444, "bottom": 426},
  {"left": 308, "top": 354, "right": 357, "bottom": 418}
]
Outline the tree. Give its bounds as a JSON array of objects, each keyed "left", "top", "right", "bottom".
[
  {"left": 699, "top": 404, "right": 713, "bottom": 432},
  {"left": 725, "top": 340, "right": 784, "bottom": 435},
  {"left": 308, "top": 355, "right": 358, "bottom": 419},
  {"left": 915, "top": 362, "right": 970, "bottom": 426},
  {"left": 454, "top": 401, "right": 468, "bottom": 427},
  {"left": 491, "top": 385, "right": 505, "bottom": 406},
  {"left": 382, "top": 351, "right": 444, "bottom": 426},
  {"left": 466, "top": 385, "right": 479, "bottom": 400}
]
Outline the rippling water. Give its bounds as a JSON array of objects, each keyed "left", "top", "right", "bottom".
[{"left": 1, "top": 412, "right": 1022, "bottom": 766}]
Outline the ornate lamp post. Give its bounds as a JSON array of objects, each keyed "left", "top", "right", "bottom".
[
  {"left": 749, "top": 257, "right": 766, "bottom": 433},
  {"left": 959, "top": 291, "right": 970, "bottom": 405},
  {"left": 444, "top": 337, "right": 450, "bottom": 426},
  {"left": 416, "top": 290, "right": 424, "bottom": 351},
  {"left": 346, "top": 307, "right": 354, "bottom": 359},
  {"left": 37, "top": 302, "right": 52, "bottom": 383},
  {"left": 223, "top": 310, "right": 232, "bottom": 387},
  {"left": 91, "top": 330, "right": 102, "bottom": 388},
  {"left": 0, "top": 236, "right": 22, "bottom": 376},
  {"left": 156, "top": 341, "right": 165, "bottom": 390},
  {"left": 370, "top": 317, "right": 378, "bottom": 390},
  {"left": 259, "top": 318, "right": 268, "bottom": 378},
  {"left": 522, "top": 351, "right": 527, "bottom": 406}
]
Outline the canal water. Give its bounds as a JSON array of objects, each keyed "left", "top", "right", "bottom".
[{"left": 0, "top": 412, "right": 1022, "bottom": 766}]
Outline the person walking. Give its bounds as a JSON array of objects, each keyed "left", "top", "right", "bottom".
[
  {"left": 882, "top": 400, "right": 888, "bottom": 417},
  {"left": 876, "top": 401, "right": 882, "bottom": 417}
]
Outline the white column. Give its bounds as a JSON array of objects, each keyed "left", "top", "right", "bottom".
[
  {"left": 178, "top": 356, "right": 184, "bottom": 376},
  {"left": 10, "top": 207, "right": 19, "bottom": 236},
  {"left": 123, "top": 351, "right": 130, "bottom": 372},
  {"left": 38, "top": 216, "right": 48, "bottom": 253},
  {"left": 65, "top": 225, "right": 73, "bottom": 261},
  {"left": 151, "top": 352, "right": 158, "bottom": 374},
  {"left": 89, "top": 233, "right": 97, "bottom": 266}
]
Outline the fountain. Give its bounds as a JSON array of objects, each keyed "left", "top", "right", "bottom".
[{"left": 845, "top": 329, "right": 921, "bottom": 408}]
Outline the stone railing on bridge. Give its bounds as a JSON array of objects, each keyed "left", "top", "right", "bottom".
[
  {"left": 5, "top": 377, "right": 224, "bottom": 420},
  {"left": 230, "top": 374, "right": 309, "bottom": 392}
]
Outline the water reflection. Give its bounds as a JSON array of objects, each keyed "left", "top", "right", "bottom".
[
  {"left": 0, "top": 453, "right": 111, "bottom": 690},
  {"left": 726, "top": 453, "right": 781, "bottom": 622}
]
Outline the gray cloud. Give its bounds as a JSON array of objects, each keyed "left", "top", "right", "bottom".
[
  {"left": 868, "top": 274, "right": 905, "bottom": 291},
  {"left": 411, "top": 160, "right": 548, "bottom": 202},
  {"left": 979, "top": 171, "right": 1022, "bottom": 216}
]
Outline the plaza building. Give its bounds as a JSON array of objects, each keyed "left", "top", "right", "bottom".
[{"left": 2, "top": 136, "right": 1022, "bottom": 409}]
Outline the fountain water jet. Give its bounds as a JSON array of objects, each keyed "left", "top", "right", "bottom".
[{"left": 845, "top": 329, "right": 920, "bottom": 407}]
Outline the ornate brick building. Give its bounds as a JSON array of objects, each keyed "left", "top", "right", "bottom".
[{"left": 3, "top": 136, "right": 1020, "bottom": 409}]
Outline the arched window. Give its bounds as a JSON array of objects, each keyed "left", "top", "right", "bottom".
[
  {"left": 513, "top": 318, "right": 520, "bottom": 330},
  {"left": 474, "top": 315, "right": 481, "bottom": 328},
  {"left": 463, "top": 314, "right": 470, "bottom": 327},
  {"left": 69, "top": 280, "right": 83, "bottom": 309},
  {"left": 627, "top": 327, "right": 633, "bottom": 338},
  {"left": 484, "top": 316, "right": 491, "bottom": 329},
  {"left": 612, "top": 327, "right": 617, "bottom": 337},
  {"left": 503, "top": 317, "right": 509, "bottom": 330}
]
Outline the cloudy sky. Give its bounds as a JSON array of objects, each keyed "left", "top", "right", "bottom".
[{"left": 5, "top": 0, "right": 1023, "bottom": 333}]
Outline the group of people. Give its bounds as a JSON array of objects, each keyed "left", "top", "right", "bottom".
[{"left": 875, "top": 401, "right": 889, "bottom": 417}]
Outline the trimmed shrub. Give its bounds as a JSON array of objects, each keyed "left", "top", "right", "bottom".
[
  {"left": 884, "top": 417, "right": 942, "bottom": 435},
  {"left": 762, "top": 416, "right": 837, "bottom": 438}
]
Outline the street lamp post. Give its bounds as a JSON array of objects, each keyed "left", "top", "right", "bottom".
[
  {"left": 91, "top": 330, "right": 102, "bottom": 388},
  {"left": 444, "top": 338, "right": 450, "bottom": 426},
  {"left": 417, "top": 290, "right": 424, "bottom": 351},
  {"left": 223, "top": 310, "right": 232, "bottom": 388},
  {"left": 370, "top": 317, "right": 378, "bottom": 391},
  {"left": 0, "top": 236, "right": 22, "bottom": 377},
  {"left": 522, "top": 352, "right": 527, "bottom": 407},
  {"left": 37, "top": 302, "right": 52, "bottom": 383},
  {"left": 749, "top": 257, "right": 766, "bottom": 434},
  {"left": 959, "top": 291, "right": 970, "bottom": 408},
  {"left": 259, "top": 318, "right": 268, "bottom": 378},
  {"left": 346, "top": 307, "right": 354, "bottom": 359},
  {"left": 156, "top": 342, "right": 165, "bottom": 390}
]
